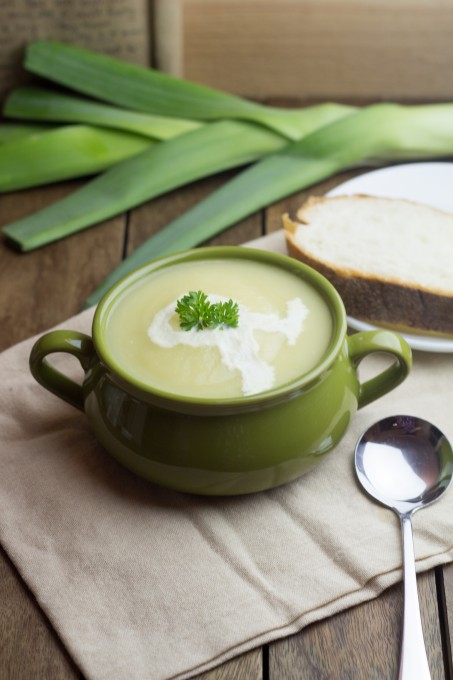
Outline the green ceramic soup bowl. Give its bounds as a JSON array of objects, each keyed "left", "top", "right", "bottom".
[{"left": 29, "top": 247, "right": 412, "bottom": 495}]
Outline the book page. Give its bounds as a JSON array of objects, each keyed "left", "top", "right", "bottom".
[{"left": 0, "top": 0, "right": 151, "bottom": 103}]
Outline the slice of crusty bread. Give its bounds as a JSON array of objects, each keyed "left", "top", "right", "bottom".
[{"left": 283, "top": 194, "right": 453, "bottom": 337}]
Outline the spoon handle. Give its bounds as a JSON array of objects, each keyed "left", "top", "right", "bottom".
[{"left": 398, "top": 514, "right": 432, "bottom": 680}]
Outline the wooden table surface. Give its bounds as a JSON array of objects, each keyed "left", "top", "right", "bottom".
[{"left": 1, "top": 157, "right": 453, "bottom": 679}]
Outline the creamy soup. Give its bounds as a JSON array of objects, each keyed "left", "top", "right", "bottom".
[{"left": 105, "top": 259, "right": 333, "bottom": 398}]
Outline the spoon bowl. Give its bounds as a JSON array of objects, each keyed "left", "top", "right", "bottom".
[
  {"left": 355, "top": 414, "right": 453, "bottom": 512},
  {"left": 355, "top": 414, "right": 453, "bottom": 680}
]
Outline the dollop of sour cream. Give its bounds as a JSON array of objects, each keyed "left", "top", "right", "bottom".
[{"left": 147, "top": 295, "right": 309, "bottom": 396}]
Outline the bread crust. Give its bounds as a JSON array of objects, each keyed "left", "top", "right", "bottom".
[{"left": 283, "top": 203, "right": 453, "bottom": 337}]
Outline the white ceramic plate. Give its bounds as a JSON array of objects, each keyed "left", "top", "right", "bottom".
[{"left": 325, "top": 162, "right": 453, "bottom": 353}]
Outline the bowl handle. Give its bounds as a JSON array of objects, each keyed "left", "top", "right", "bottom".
[
  {"left": 29, "top": 330, "right": 96, "bottom": 411},
  {"left": 347, "top": 330, "right": 412, "bottom": 409}
]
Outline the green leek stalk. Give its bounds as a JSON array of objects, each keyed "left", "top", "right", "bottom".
[
  {"left": 4, "top": 86, "right": 202, "bottom": 140},
  {"left": 2, "top": 100, "right": 354, "bottom": 249},
  {"left": 0, "top": 122, "right": 56, "bottom": 144},
  {"left": 0, "top": 124, "right": 153, "bottom": 192},
  {"left": 2, "top": 120, "right": 286, "bottom": 249},
  {"left": 84, "top": 102, "right": 453, "bottom": 307},
  {"left": 24, "top": 40, "right": 355, "bottom": 140}
]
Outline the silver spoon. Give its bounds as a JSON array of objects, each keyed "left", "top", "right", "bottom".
[{"left": 355, "top": 415, "right": 453, "bottom": 680}]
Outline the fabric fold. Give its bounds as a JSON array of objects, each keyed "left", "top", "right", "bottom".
[{"left": 1, "top": 240, "right": 453, "bottom": 680}]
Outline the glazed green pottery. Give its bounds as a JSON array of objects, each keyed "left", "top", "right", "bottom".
[{"left": 29, "top": 247, "right": 412, "bottom": 495}]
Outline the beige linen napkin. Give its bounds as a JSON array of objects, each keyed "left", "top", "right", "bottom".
[{"left": 1, "top": 234, "right": 453, "bottom": 680}]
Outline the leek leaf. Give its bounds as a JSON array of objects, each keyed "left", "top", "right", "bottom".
[
  {"left": 0, "top": 124, "right": 153, "bottom": 192},
  {"left": 0, "top": 122, "right": 56, "bottom": 144},
  {"left": 24, "top": 40, "right": 355, "bottom": 141},
  {"left": 4, "top": 86, "right": 202, "bottom": 140},
  {"left": 84, "top": 102, "right": 453, "bottom": 307},
  {"left": 2, "top": 119, "right": 285, "bottom": 249}
]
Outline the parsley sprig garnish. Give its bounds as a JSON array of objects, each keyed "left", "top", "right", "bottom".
[{"left": 175, "top": 291, "right": 239, "bottom": 331}]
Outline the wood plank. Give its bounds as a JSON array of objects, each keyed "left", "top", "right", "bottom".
[
  {"left": 263, "top": 177, "right": 447, "bottom": 678},
  {"left": 0, "top": 159, "right": 450, "bottom": 680},
  {"left": 195, "top": 649, "right": 262, "bottom": 680},
  {"left": 0, "top": 182, "right": 126, "bottom": 350},
  {"left": 126, "top": 171, "right": 262, "bottom": 255},
  {"left": 441, "top": 562, "right": 453, "bottom": 674},
  {"left": 0, "top": 545, "right": 81, "bottom": 680},
  {"left": 0, "top": 184, "right": 127, "bottom": 679},
  {"left": 421, "top": 570, "right": 448, "bottom": 679},
  {"left": 268, "top": 572, "right": 444, "bottom": 679},
  {"left": 127, "top": 180, "right": 262, "bottom": 680}
]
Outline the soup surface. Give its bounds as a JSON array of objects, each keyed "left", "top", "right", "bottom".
[{"left": 105, "top": 258, "right": 333, "bottom": 398}]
